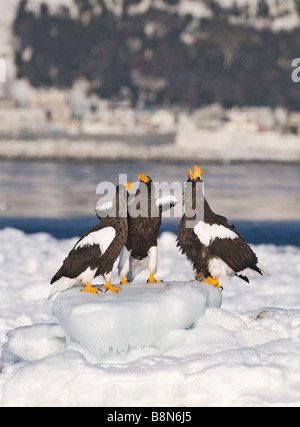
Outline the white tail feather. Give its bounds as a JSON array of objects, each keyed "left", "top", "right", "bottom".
[
  {"left": 48, "top": 277, "right": 76, "bottom": 300},
  {"left": 257, "top": 262, "right": 271, "bottom": 276}
]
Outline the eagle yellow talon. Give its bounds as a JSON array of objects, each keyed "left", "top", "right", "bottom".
[
  {"left": 81, "top": 283, "right": 99, "bottom": 295},
  {"left": 203, "top": 276, "right": 222, "bottom": 289},
  {"left": 117, "top": 277, "right": 129, "bottom": 285},
  {"left": 147, "top": 273, "right": 162, "bottom": 284},
  {"left": 102, "top": 281, "right": 119, "bottom": 293}
]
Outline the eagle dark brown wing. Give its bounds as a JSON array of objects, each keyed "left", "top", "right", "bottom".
[{"left": 208, "top": 235, "right": 262, "bottom": 277}]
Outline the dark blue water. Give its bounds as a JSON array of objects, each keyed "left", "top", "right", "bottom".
[{"left": 0, "top": 216, "right": 299, "bottom": 247}]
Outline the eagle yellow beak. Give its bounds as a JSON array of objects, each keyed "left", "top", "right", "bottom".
[
  {"left": 189, "top": 165, "right": 202, "bottom": 180},
  {"left": 125, "top": 182, "right": 134, "bottom": 192},
  {"left": 139, "top": 173, "right": 149, "bottom": 183},
  {"left": 193, "top": 165, "right": 202, "bottom": 179}
]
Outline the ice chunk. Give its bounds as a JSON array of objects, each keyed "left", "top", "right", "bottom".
[
  {"left": 52, "top": 281, "right": 222, "bottom": 357},
  {"left": 2, "top": 324, "right": 66, "bottom": 363}
]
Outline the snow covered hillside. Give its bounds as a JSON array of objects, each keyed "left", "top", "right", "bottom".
[
  {"left": 1, "top": 227, "right": 300, "bottom": 406},
  {"left": 2, "top": 0, "right": 299, "bottom": 35},
  {"left": 3, "top": 0, "right": 300, "bottom": 111},
  {"left": 182, "top": 0, "right": 300, "bottom": 31}
]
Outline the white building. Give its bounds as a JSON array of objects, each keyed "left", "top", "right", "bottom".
[
  {"left": 0, "top": 107, "right": 46, "bottom": 136},
  {"left": 225, "top": 106, "right": 276, "bottom": 132}
]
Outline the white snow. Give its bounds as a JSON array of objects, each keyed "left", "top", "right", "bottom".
[
  {"left": 1, "top": 227, "right": 300, "bottom": 406},
  {"left": 178, "top": 0, "right": 300, "bottom": 32},
  {"left": 2, "top": 324, "right": 66, "bottom": 363},
  {"left": 14, "top": 0, "right": 78, "bottom": 18}
]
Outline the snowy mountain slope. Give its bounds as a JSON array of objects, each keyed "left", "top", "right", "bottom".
[
  {"left": 0, "top": 0, "right": 19, "bottom": 84},
  {"left": 221, "top": 0, "right": 300, "bottom": 31},
  {"left": 0, "top": 0, "right": 76, "bottom": 83},
  {"left": 179, "top": 0, "right": 300, "bottom": 31},
  {"left": 1, "top": 0, "right": 299, "bottom": 56},
  {"left": 3, "top": 0, "right": 300, "bottom": 109},
  {"left": 0, "top": 228, "right": 300, "bottom": 406},
  {"left": 1, "top": 0, "right": 298, "bottom": 75}
]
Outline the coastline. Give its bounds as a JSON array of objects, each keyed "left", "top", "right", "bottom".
[{"left": 0, "top": 129, "right": 299, "bottom": 163}]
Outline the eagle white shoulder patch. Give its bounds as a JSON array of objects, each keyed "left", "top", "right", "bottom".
[
  {"left": 194, "top": 221, "right": 238, "bottom": 247},
  {"left": 95, "top": 200, "right": 114, "bottom": 218},
  {"left": 75, "top": 226, "right": 116, "bottom": 254},
  {"left": 155, "top": 195, "right": 178, "bottom": 212}
]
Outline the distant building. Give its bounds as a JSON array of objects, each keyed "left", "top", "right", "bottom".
[
  {"left": 30, "top": 89, "right": 71, "bottom": 130},
  {"left": 0, "top": 96, "right": 15, "bottom": 109},
  {"left": 282, "top": 112, "right": 300, "bottom": 135},
  {"left": 192, "top": 103, "right": 225, "bottom": 130},
  {"left": 225, "top": 106, "right": 276, "bottom": 132},
  {"left": 0, "top": 107, "right": 46, "bottom": 136}
]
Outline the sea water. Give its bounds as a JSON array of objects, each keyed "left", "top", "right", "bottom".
[{"left": 0, "top": 159, "right": 299, "bottom": 245}]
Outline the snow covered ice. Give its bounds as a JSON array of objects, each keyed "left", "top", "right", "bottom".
[
  {"left": 52, "top": 282, "right": 222, "bottom": 356},
  {"left": 1, "top": 227, "right": 300, "bottom": 406}
]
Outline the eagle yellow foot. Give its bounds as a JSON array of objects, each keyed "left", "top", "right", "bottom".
[
  {"left": 102, "top": 281, "right": 119, "bottom": 293},
  {"left": 117, "top": 277, "right": 129, "bottom": 285},
  {"left": 203, "top": 276, "right": 222, "bottom": 289},
  {"left": 81, "top": 283, "right": 99, "bottom": 295},
  {"left": 147, "top": 273, "right": 162, "bottom": 284}
]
